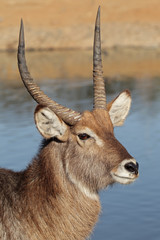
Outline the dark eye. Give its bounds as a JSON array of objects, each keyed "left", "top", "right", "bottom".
[{"left": 78, "top": 133, "right": 90, "bottom": 140}]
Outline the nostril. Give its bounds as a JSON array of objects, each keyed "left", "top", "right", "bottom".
[
  {"left": 124, "top": 162, "right": 139, "bottom": 175},
  {"left": 136, "top": 162, "right": 139, "bottom": 170}
]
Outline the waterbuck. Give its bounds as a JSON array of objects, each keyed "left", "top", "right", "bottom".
[{"left": 0, "top": 7, "right": 139, "bottom": 240}]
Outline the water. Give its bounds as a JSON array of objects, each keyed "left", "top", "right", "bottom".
[{"left": 0, "top": 50, "right": 160, "bottom": 240}]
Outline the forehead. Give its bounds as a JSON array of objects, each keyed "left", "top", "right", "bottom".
[{"left": 74, "top": 109, "right": 113, "bottom": 135}]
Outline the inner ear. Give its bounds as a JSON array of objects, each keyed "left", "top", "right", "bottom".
[
  {"left": 107, "top": 90, "right": 132, "bottom": 127},
  {"left": 34, "top": 105, "right": 69, "bottom": 141}
]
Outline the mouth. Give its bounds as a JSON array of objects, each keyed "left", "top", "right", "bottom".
[{"left": 111, "top": 172, "right": 138, "bottom": 184}]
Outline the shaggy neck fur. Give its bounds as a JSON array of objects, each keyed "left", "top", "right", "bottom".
[{"left": 0, "top": 140, "right": 101, "bottom": 240}]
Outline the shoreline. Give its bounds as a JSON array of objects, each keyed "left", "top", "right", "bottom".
[
  {"left": 1, "top": 22, "right": 160, "bottom": 51},
  {"left": 1, "top": 45, "right": 160, "bottom": 53},
  {"left": 1, "top": 47, "right": 160, "bottom": 84}
]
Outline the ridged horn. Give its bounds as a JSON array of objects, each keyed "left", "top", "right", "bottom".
[
  {"left": 93, "top": 6, "right": 107, "bottom": 109},
  {"left": 17, "top": 19, "right": 81, "bottom": 126}
]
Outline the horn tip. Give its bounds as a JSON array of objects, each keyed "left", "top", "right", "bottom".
[
  {"left": 98, "top": 6, "right": 101, "bottom": 13},
  {"left": 20, "top": 19, "right": 24, "bottom": 33},
  {"left": 20, "top": 18, "right": 23, "bottom": 25},
  {"left": 19, "top": 18, "right": 25, "bottom": 47},
  {"left": 95, "top": 6, "right": 101, "bottom": 27},
  {"left": 97, "top": 6, "right": 101, "bottom": 18}
]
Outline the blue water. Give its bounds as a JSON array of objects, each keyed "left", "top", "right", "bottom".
[{"left": 0, "top": 54, "right": 160, "bottom": 240}]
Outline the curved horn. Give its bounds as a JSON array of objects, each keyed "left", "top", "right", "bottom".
[
  {"left": 17, "top": 19, "right": 81, "bottom": 125},
  {"left": 93, "top": 6, "right": 107, "bottom": 109}
]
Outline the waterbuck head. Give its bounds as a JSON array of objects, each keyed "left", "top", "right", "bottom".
[{"left": 17, "top": 7, "right": 139, "bottom": 197}]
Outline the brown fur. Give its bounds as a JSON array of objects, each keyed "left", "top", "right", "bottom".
[{"left": 0, "top": 108, "right": 133, "bottom": 240}]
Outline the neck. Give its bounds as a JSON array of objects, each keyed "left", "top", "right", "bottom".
[
  {"left": 18, "top": 141, "right": 101, "bottom": 240},
  {"left": 67, "top": 168, "right": 99, "bottom": 201}
]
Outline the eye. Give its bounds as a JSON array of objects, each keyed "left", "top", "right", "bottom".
[{"left": 78, "top": 133, "right": 90, "bottom": 140}]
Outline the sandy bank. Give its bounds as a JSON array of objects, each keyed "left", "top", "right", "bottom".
[{"left": 1, "top": 0, "right": 160, "bottom": 50}]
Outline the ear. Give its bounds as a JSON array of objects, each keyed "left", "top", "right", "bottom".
[
  {"left": 34, "top": 105, "right": 69, "bottom": 141},
  {"left": 107, "top": 90, "right": 132, "bottom": 127}
]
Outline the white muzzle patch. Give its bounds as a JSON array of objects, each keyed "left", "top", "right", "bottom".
[{"left": 110, "top": 159, "right": 139, "bottom": 184}]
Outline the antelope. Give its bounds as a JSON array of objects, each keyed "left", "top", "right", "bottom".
[{"left": 0, "top": 7, "right": 139, "bottom": 240}]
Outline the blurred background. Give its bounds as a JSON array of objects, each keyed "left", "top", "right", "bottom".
[{"left": 0, "top": 1, "right": 160, "bottom": 240}]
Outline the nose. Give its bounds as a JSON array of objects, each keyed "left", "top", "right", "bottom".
[{"left": 124, "top": 162, "right": 139, "bottom": 175}]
